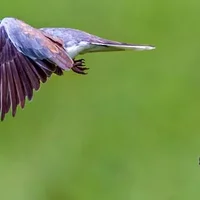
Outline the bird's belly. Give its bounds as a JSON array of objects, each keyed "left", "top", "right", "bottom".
[{"left": 65, "top": 42, "right": 91, "bottom": 59}]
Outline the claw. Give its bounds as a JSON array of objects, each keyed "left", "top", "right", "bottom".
[
  {"left": 76, "top": 59, "right": 85, "bottom": 63},
  {"left": 72, "top": 58, "right": 89, "bottom": 75},
  {"left": 72, "top": 66, "right": 89, "bottom": 75}
]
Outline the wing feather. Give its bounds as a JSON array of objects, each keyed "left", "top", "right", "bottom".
[
  {"left": 0, "top": 64, "right": 8, "bottom": 120},
  {"left": 11, "top": 59, "right": 25, "bottom": 109},
  {"left": 20, "top": 56, "right": 40, "bottom": 90},
  {"left": 14, "top": 56, "right": 33, "bottom": 101},
  {"left": 0, "top": 19, "right": 71, "bottom": 121},
  {"left": 6, "top": 61, "right": 18, "bottom": 116}
]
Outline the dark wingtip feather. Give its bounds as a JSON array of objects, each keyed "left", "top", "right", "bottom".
[
  {"left": 15, "top": 57, "right": 33, "bottom": 101},
  {"left": 22, "top": 57, "right": 40, "bottom": 91},
  {"left": 11, "top": 59, "right": 25, "bottom": 109},
  {"left": 54, "top": 67, "right": 63, "bottom": 76},
  {"left": 0, "top": 64, "right": 8, "bottom": 121}
]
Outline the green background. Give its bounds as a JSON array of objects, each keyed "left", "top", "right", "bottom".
[{"left": 0, "top": 0, "right": 200, "bottom": 199}]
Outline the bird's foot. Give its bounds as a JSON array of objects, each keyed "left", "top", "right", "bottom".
[{"left": 72, "top": 59, "right": 89, "bottom": 75}]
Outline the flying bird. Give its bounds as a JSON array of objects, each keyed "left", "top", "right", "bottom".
[{"left": 0, "top": 17, "right": 155, "bottom": 121}]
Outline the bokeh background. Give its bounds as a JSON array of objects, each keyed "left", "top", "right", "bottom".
[{"left": 1, "top": 0, "right": 200, "bottom": 199}]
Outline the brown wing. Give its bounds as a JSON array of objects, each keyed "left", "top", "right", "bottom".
[{"left": 0, "top": 25, "right": 64, "bottom": 121}]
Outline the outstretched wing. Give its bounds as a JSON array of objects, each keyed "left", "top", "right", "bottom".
[{"left": 0, "top": 18, "right": 74, "bottom": 121}]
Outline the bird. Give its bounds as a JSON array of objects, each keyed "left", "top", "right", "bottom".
[{"left": 0, "top": 17, "right": 155, "bottom": 121}]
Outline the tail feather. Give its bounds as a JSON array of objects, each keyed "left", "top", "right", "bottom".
[
  {"left": 91, "top": 42, "right": 155, "bottom": 51},
  {"left": 81, "top": 41, "right": 155, "bottom": 54}
]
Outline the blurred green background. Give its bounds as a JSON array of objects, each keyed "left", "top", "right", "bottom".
[{"left": 1, "top": 0, "right": 200, "bottom": 199}]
